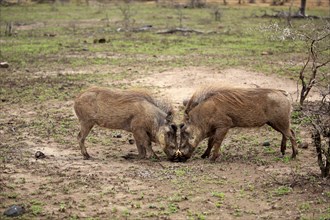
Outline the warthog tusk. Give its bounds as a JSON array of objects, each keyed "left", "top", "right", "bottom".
[{"left": 175, "top": 150, "right": 182, "bottom": 157}]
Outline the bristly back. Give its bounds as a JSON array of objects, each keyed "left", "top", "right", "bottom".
[
  {"left": 91, "top": 87, "right": 174, "bottom": 119},
  {"left": 185, "top": 86, "right": 276, "bottom": 114},
  {"left": 127, "top": 89, "right": 174, "bottom": 118}
]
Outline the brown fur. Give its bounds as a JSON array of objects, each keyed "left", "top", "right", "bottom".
[
  {"left": 74, "top": 87, "right": 177, "bottom": 160},
  {"left": 179, "top": 86, "right": 298, "bottom": 162}
]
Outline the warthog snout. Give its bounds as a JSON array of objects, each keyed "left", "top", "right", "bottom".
[{"left": 170, "top": 149, "right": 189, "bottom": 162}]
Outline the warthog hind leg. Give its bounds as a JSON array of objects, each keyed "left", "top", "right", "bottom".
[
  {"left": 267, "top": 122, "right": 298, "bottom": 159},
  {"left": 77, "top": 121, "right": 94, "bottom": 159}
]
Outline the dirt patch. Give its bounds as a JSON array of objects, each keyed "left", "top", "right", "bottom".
[
  {"left": 1, "top": 67, "right": 329, "bottom": 219},
  {"left": 134, "top": 67, "right": 321, "bottom": 106}
]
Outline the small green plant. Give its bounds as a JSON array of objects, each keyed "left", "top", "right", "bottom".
[
  {"left": 31, "top": 205, "right": 43, "bottom": 215},
  {"left": 299, "top": 202, "right": 310, "bottom": 212},
  {"left": 111, "top": 207, "right": 118, "bottom": 213},
  {"left": 168, "top": 203, "right": 178, "bottom": 213},
  {"left": 197, "top": 213, "right": 206, "bottom": 220},
  {"left": 325, "top": 191, "right": 330, "bottom": 198},
  {"left": 233, "top": 207, "right": 242, "bottom": 217},
  {"left": 6, "top": 193, "right": 19, "bottom": 199},
  {"left": 122, "top": 209, "right": 130, "bottom": 217},
  {"left": 274, "top": 155, "right": 291, "bottom": 163},
  {"left": 59, "top": 202, "right": 66, "bottom": 212},
  {"left": 212, "top": 191, "right": 225, "bottom": 199},
  {"left": 175, "top": 168, "right": 187, "bottom": 177},
  {"left": 272, "top": 186, "right": 292, "bottom": 196},
  {"left": 212, "top": 191, "right": 225, "bottom": 208},
  {"left": 215, "top": 201, "right": 223, "bottom": 208}
]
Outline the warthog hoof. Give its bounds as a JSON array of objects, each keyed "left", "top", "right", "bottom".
[
  {"left": 201, "top": 153, "right": 210, "bottom": 159},
  {"left": 83, "top": 153, "right": 91, "bottom": 160},
  {"left": 291, "top": 150, "right": 298, "bottom": 159},
  {"left": 210, "top": 154, "right": 219, "bottom": 162}
]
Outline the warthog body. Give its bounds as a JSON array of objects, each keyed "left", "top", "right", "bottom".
[
  {"left": 178, "top": 86, "right": 298, "bottom": 162},
  {"left": 74, "top": 87, "right": 178, "bottom": 160}
]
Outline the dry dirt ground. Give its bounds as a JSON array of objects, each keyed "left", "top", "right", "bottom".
[{"left": 1, "top": 67, "right": 329, "bottom": 219}]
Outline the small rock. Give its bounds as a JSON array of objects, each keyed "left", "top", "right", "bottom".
[
  {"left": 262, "top": 141, "right": 271, "bottom": 147},
  {"left": 44, "top": 33, "right": 56, "bottom": 37},
  {"left": 299, "top": 142, "right": 308, "bottom": 149},
  {"left": 35, "top": 151, "right": 46, "bottom": 159},
  {"left": 128, "top": 139, "right": 135, "bottom": 145},
  {"left": 93, "top": 38, "right": 106, "bottom": 44},
  {"left": 3, "top": 205, "right": 25, "bottom": 217},
  {"left": 261, "top": 51, "right": 273, "bottom": 55},
  {"left": 0, "top": 62, "right": 9, "bottom": 68},
  {"left": 98, "top": 38, "right": 106, "bottom": 43},
  {"left": 271, "top": 204, "right": 282, "bottom": 210},
  {"left": 149, "top": 205, "right": 157, "bottom": 209},
  {"left": 113, "top": 134, "right": 122, "bottom": 138}
]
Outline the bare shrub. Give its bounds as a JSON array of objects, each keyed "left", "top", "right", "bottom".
[
  {"left": 311, "top": 114, "right": 330, "bottom": 178},
  {"left": 188, "top": 0, "right": 206, "bottom": 8},
  {"left": 5, "top": 22, "right": 13, "bottom": 36},
  {"left": 211, "top": 6, "right": 222, "bottom": 21},
  {"left": 117, "top": 0, "right": 136, "bottom": 31},
  {"left": 258, "top": 19, "right": 330, "bottom": 178},
  {"left": 298, "top": 26, "right": 330, "bottom": 106}
]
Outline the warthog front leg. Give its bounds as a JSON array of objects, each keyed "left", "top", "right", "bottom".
[
  {"left": 210, "top": 128, "right": 229, "bottom": 162},
  {"left": 201, "top": 135, "right": 215, "bottom": 159}
]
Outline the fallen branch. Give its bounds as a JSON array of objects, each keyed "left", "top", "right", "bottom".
[
  {"left": 157, "top": 27, "right": 205, "bottom": 34},
  {"left": 254, "top": 11, "right": 329, "bottom": 20}
]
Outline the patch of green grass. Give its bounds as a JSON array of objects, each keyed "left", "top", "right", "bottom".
[
  {"left": 31, "top": 205, "right": 43, "bottom": 216},
  {"left": 121, "top": 209, "right": 130, "bottom": 217},
  {"left": 263, "top": 146, "right": 277, "bottom": 155},
  {"left": 5, "top": 192, "right": 19, "bottom": 199},
  {"left": 233, "top": 207, "right": 242, "bottom": 217},
  {"left": 168, "top": 203, "right": 179, "bottom": 214},
  {"left": 212, "top": 191, "right": 225, "bottom": 199},
  {"left": 299, "top": 202, "right": 310, "bottom": 212},
  {"left": 30, "top": 200, "right": 44, "bottom": 216},
  {"left": 274, "top": 155, "right": 292, "bottom": 163},
  {"left": 212, "top": 191, "right": 225, "bottom": 208},
  {"left": 59, "top": 202, "right": 66, "bottom": 212},
  {"left": 272, "top": 186, "right": 292, "bottom": 196},
  {"left": 325, "top": 191, "right": 330, "bottom": 198},
  {"left": 1, "top": 3, "right": 328, "bottom": 73},
  {"left": 319, "top": 207, "right": 330, "bottom": 220},
  {"left": 174, "top": 168, "right": 187, "bottom": 177}
]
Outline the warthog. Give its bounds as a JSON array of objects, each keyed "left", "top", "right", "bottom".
[
  {"left": 74, "top": 87, "right": 178, "bottom": 160},
  {"left": 177, "top": 86, "right": 298, "bottom": 162}
]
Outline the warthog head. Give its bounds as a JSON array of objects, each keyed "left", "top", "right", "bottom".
[
  {"left": 157, "top": 123, "right": 179, "bottom": 160},
  {"left": 177, "top": 123, "right": 203, "bottom": 162}
]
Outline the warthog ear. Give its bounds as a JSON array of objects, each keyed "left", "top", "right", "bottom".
[
  {"left": 170, "top": 124, "right": 177, "bottom": 133},
  {"left": 166, "top": 111, "right": 173, "bottom": 123},
  {"left": 182, "top": 99, "right": 189, "bottom": 107}
]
